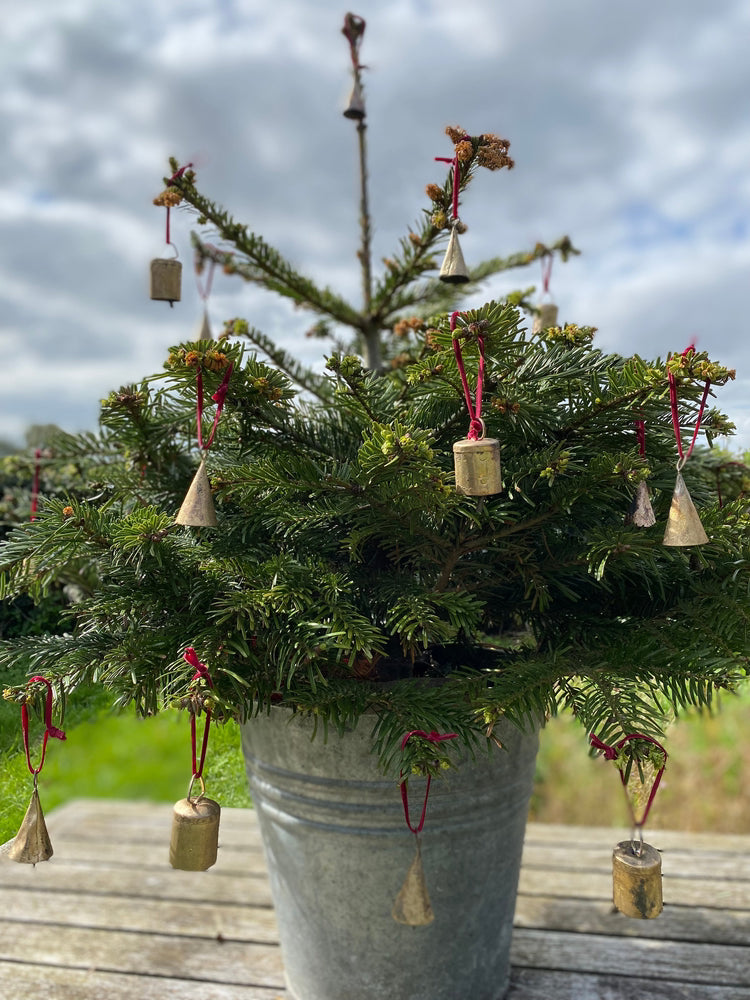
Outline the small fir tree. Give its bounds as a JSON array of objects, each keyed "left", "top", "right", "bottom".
[{"left": 1, "top": 49, "right": 748, "bottom": 778}]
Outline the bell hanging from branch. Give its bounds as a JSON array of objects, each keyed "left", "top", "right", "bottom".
[
  {"left": 343, "top": 77, "right": 365, "bottom": 120},
  {"left": 532, "top": 302, "right": 559, "bottom": 335},
  {"left": 612, "top": 839, "right": 663, "bottom": 919},
  {"left": 170, "top": 780, "right": 221, "bottom": 872},
  {"left": 625, "top": 480, "right": 656, "bottom": 528},
  {"left": 453, "top": 437, "right": 502, "bottom": 496},
  {"left": 439, "top": 224, "right": 470, "bottom": 284},
  {"left": 150, "top": 258, "right": 182, "bottom": 306},
  {"left": 392, "top": 840, "right": 434, "bottom": 926},
  {"left": 663, "top": 469, "right": 708, "bottom": 546},
  {"left": 196, "top": 308, "right": 212, "bottom": 340},
  {"left": 6, "top": 787, "right": 53, "bottom": 865},
  {"left": 176, "top": 456, "right": 217, "bottom": 527}
]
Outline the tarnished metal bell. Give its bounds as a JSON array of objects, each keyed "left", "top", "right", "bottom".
[
  {"left": 439, "top": 226, "right": 469, "bottom": 284},
  {"left": 613, "top": 840, "right": 663, "bottom": 919},
  {"left": 170, "top": 789, "right": 221, "bottom": 871},
  {"left": 7, "top": 788, "right": 53, "bottom": 865},
  {"left": 626, "top": 480, "right": 656, "bottom": 528},
  {"left": 663, "top": 470, "right": 708, "bottom": 546},
  {"left": 343, "top": 78, "right": 365, "bottom": 120},
  {"left": 176, "top": 457, "right": 217, "bottom": 527},
  {"left": 392, "top": 841, "right": 434, "bottom": 926},
  {"left": 196, "top": 308, "right": 212, "bottom": 340},
  {"left": 150, "top": 258, "right": 182, "bottom": 305},
  {"left": 453, "top": 437, "right": 502, "bottom": 496},
  {"left": 532, "top": 302, "right": 559, "bottom": 335}
]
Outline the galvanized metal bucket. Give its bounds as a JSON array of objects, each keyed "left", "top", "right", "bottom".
[{"left": 241, "top": 707, "right": 538, "bottom": 1000}]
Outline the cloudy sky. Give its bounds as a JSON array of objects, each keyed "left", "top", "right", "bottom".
[{"left": 1, "top": 0, "right": 748, "bottom": 452}]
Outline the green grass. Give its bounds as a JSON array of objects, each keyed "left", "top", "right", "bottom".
[{"left": 1, "top": 687, "right": 748, "bottom": 844}]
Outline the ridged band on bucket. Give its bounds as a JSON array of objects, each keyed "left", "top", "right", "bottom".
[
  {"left": 241, "top": 708, "right": 539, "bottom": 1000},
  {"left": 453, "top": 437, "right": 502, "bottom": 495},
  {"left": 612, "top": 840, "right": 663, "bottom": 919}
]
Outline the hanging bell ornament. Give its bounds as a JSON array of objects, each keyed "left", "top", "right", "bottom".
[
  {"left": 176, "top": 456, "right": 217, "bottom": 527},
  {"left": 625, "top": 480, "right": 656, "bottom": 528},
  {"left": 392, "top": 839, "right": 434, "bottom": 926},
  {"left": 150, "top": 258, "right": 182, "bottom": 305},
  {"left": 170, "top": 778, "right": 221, "bottom": 871},
  {"left": 439, "top": 223, "right": 470, "bottom": 284},
  {"left": 343, "top": 78, "right": 365, "bottom": 120},
  {"left": 453, "top": 436, "right": 502, "bottom": 496},
  {"left": 613, "top": 839, "right": 663, "bottom": 919},
  {"left": 196, "top": 308, "right": 212, "bottom": 340},
  {"left": 532, "top": 302, "right": 559, "bottom": 335},
  {"left": 7, "top": 786, "right": 53, "bottom": 865},
  {"left": 663, "top": 469, "right": 708, "bottom": 546}
]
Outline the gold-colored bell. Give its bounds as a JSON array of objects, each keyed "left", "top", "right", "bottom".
[
  {"left": 612, "top": 839, "right": 663, "bottom": 919},
  {"left": 392, "top": 840, "right": 434, "bottom": 926},
  {"left": 531, "top": 302, "right": 559, "bottom": 335},
  {"left": 439, "top": 225, "right": 469, "bottom": 284},
  {"left": 150, "top": 258, "right": 182, "bottom": 305},
  {"left": 625, "top": 480, "right": 656, "bottom": 528},
  {"left": 196, "top": 308, "right": 212, "bottom": 340},
  {"left": 663, "top": 469, "right": 708, "bottom": 546},
  {"left": 343, "top": 78, "right": 365, "bottom": 120},
  {"left": 453, "top": 437, "right": 502, "bottom": 496},
  {"left": 7, "top": 787, "right": 53, "bottom": 865},
  {"left": 170, "top": 779, "right": 221, "bottom": 871},
  {"left": 176, "top": 457, "right": 217, "bottom": 527}
]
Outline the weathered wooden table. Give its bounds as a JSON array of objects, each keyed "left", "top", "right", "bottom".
[{"left": 1, "top": 800, "right": 748, "bottom": 999}]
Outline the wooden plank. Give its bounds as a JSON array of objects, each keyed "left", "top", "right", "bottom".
[
  {"left": 0, "top": 963, "right": 287, "bottom": 1000},
  {"left": 0, "top": 920, "right": 285, "bottom": 989},
  {"left": 524, "top": 823, "right": 750, "bottom": 855},
  {"left": 511, "top": 928, "right": 750, "bottom": 987},
  {"left": 40, "top": 837, "right": 269, "bottom": 875},
  {"left": 520, "top": 842, "right": 750, "bottom": 881},
  {"left": 0, "top": 888, "right": 279, "bottom": 942},
  {"left": 514, "top": 894, "right": 750, "bottom": 946},
  {"left": 507, "top": 967, "right": 750, "bottom": 999}
]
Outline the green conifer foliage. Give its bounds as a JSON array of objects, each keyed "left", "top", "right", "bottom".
[{"left": 1, "top": 127, "right": 748, "bottom": 777}]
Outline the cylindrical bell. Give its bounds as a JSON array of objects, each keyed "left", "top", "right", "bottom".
[
  {"left": 176, "top": 457, "right": 218, "bottom": 527},
  {"left": 439, "top": 226, "right": 470, "bottom": 284},
  {"left": 150, "top": 258, "right": 182, "bottom": 305},
  {"left": 343, "top": 78, "right": 365, "bottom": 120},
  {"left": 532, "top": 302, "right": 559, "bottom": 335},
  {"left": 625, "top": 479, "right": 656, "bottom": 528},
  {"left": 453, "top": 437, "right": 502, "bottom": 496},
  {"left": 663, "top": 470, "right": 708, "bottom": 546},
  {"left": 7, "top": 788, "right": 53, "bottom": 865},
  {"left": 613, "top": 840, "right": 663, "bottom": 919},
  {"left": 170, "top": 795, "right": 221, "bottom": 871}
]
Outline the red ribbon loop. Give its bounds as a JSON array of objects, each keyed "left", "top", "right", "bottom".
[
  {"left": 590, "top": 732, "right": 667, "bottom": 828},
  {"left": 541, "top": 255, "right": 552, "bottom": 295},
  {"left": 451, "top": 311, "right": 486, "bottom": 441},
  {"left": 183, "top": 649, "right": 213, "bottom": 779},
  {"left": 195, "top": 364, "right": 233, "bottom": 452},
  {"left": 399, "top": 730, "right": 459, "bottom": 834},
  {"left": 21, "top": 676, "right": 66, "bottom": 776},
  {"left": 668, "top": 344, "right": 710, "bottom": 464}
]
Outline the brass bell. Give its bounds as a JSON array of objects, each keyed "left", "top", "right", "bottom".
[
  {"left": 150, "top": 258, "right": 182, "bottom": 306},
  {"left": 7, "top": 787, "right": 53, "bottom": 865},
  {"left": 663, "top": 470, "right": 708, "bottom": 546},
  {"left": 392, "top": 840, "right": 434, "bottom": 926},
  {"left": 170, "top": 780, "right": 221, "bottom": 871},
  {"left": 196, "top": 308, "right": 212, "bottom": 340},
  {"left": 343, "top": 78, "right": 365, "bottom": 120},
  {"left": 453, "top": 437, "right": 502, "bottom": 496},
  {"left": 625, "top": 480, "right": 656, "bottom": 528},
  {"left": 612, "top": 839, "right": 663, "bottom": 919},
  {"left": 176, "top": 457, "right": 217, "bottom": 527},
  {"left": 532, "top": 302, "right": 559, "bottom": 335},
  {"left": 439, "top": 225, "right": 469, "bottom": 284}
]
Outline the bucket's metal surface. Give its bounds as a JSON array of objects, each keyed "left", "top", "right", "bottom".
[{"left": 241, "top": 708, "right": 539, "bottom": 1000}]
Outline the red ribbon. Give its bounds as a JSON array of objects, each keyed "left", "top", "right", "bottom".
[
  {"left": 195, "top": 364, "right": 233, "bottom": 451},
  {"left": 183, "top": 648, "right": 213, "bottom": 779},
  {"left": 451, "top": 311, "right": 486, "bottom": 440},
  {"left": 668, "top": 345, "right": 710, "bottom": 464},
  {"left": 589, "top": 732, "right": 667, "bottom": 828},
  {"left": 541, "top": 255, "right": 552, "bottom": 296},
  {"left": 634, "top": 419, "right": 646, "bottom": 458},
  {"left": 342, "top": 13, "right": 366, "bottom": 69},
  {"left": 399, "top": 730, "right": 458, "bottom": 834},
  {"left": 21, "top": 676, "right": 66, "bottom": 776}
]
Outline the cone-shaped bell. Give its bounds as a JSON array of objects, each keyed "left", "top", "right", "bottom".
[
  {"left": 7, "top": 788, "right": 53, "bottom": 864},
  {"left": 663, "top": 470, "right": 708, "bottom": 546},
  {"left": 439, "top": 227, "right": 470, "bottom": 284},
  {"left": 625, "top": 480, "right": 656, "bottom": 528},
  {"left": 196, "top": 308, "right": 212, "bottom": 340},
  {"left": 392, "top": 844, "right": 434, "bottom": 926},
  {"left": 343, "top": 79, "right": 365, "bottom": 120},
  {"left": 176, "top": 457, "right": 217, "bottom": 527}
]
